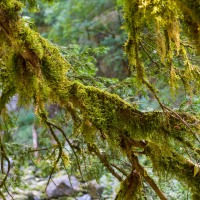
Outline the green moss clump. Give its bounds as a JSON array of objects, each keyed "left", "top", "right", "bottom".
[
  {"left": 18, "top": 26, "right": 44, "bottom": 59},
  {"left": 146, "top": 143, "right": 200, "bottom": 199}
]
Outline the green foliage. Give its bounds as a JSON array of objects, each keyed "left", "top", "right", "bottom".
[
  {"left": 23, "top": 0, "right": 128, "bottom": 77},
  {"left": 61, "top": 45, "right": 108, "bottom": 78},
  {"left": 0, "top": 0, "right": 200, "bottom": 199},
  {"left": 21, "top": 0, "right": 54, "bottom": 11}
]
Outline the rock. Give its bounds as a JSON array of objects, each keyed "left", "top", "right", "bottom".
[
  {"left": 7, "top": 193, "right": 28, "bottom": 200},
  {"left": 35, "top": 180, "right": 47, "bottom": 187},
  {"left": 6, "top": 95, "right": 18, "bottom": 111},
  {"left": 77, "top": 194, "right": 91, "bottom": 200},
  {"left": 46, "top": 175, "right": 81, "bottom": 199},
  {"left": 83, "top": 180, "right": 104, "bottom": 200}
]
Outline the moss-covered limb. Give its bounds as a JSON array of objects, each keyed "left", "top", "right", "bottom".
[
  {"left": 61, "top": 82, "right": 200, "bottom": 168},
  {"left": 56, "top": 82, "right": 200, "bottom": 197},
  {"left": 0, "top": 0, "right": 198, "bottom": 150},
  {"left": 118, "top": 130, "right": 199, "bottom": 199},
  {"left": 0, "top": 20, "right": 42, "bottom": 76},
  {"left": 115, "top": 170, "right": 142, "bottom": 200},
  {"left": 60, "top": 82, "right": 199, "bottom": 148},
  {"left": 0, "top": 0, "right": 70, "bottom": 106},
  {"left": 146, "top": 143, "right": 200, "bottom": 200},
  {"left": 118, "top": 135, "right": 167, "bottom": 200}
]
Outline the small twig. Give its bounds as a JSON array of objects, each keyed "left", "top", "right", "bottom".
[
  {"left": 142, "top": 78, "right": 164, "bottom": 109},
  {"left": 4, "top": 184, "right": 14, "bottom": 200},
  {"left": 28, "top": 146, "right": 52, "bottom": 153},
  {"left": 44, "top": 122, "right": 63, "bottom": 199},
  {"left": 183, "top": 147, "right": 193, "bottom": 162},
  {"left": 110, "top": 163, "right": 128, "bottom": 177},
  {"left": 0, "top": 136, "right": 11, "bottom": 189},
  {"left": 45, "top": 148, "right": 56, "bottom": 161},
  {"left": 88, "top": 144, "right": 123, "bottom": 181},
  {"left": 140, "top": 41, "right": 160, "bottom": 69},
  {"left": 46, "top": 121, "right": 84, "bottom": 181},
  {"left": 61, "top": 161, "right": 78, "bottom": 197},
  {"left": 1, "top": 145, "right": 4, "bottom": 174}
]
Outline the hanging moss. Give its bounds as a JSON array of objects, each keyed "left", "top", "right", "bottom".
[
  {"left": 81, "top": 119, "right": 97, "bottom": 145},
  {"left": 122, "top": 0, "right": 200, "bottom": 97},
  {"left": 58, "top": 82, "right": 198, "bottom": 153},
  {"left": 146, "top": 143, "right": 200, "bottom": 199}
]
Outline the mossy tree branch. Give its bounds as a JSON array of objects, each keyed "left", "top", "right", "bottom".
[{"left": 0, "top": 0, "right": 200, "bottom": 199}]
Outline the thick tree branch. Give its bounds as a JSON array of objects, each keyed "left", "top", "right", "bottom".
[{"left": 128, "top": 153, "right": 167, "bottom": 200}]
